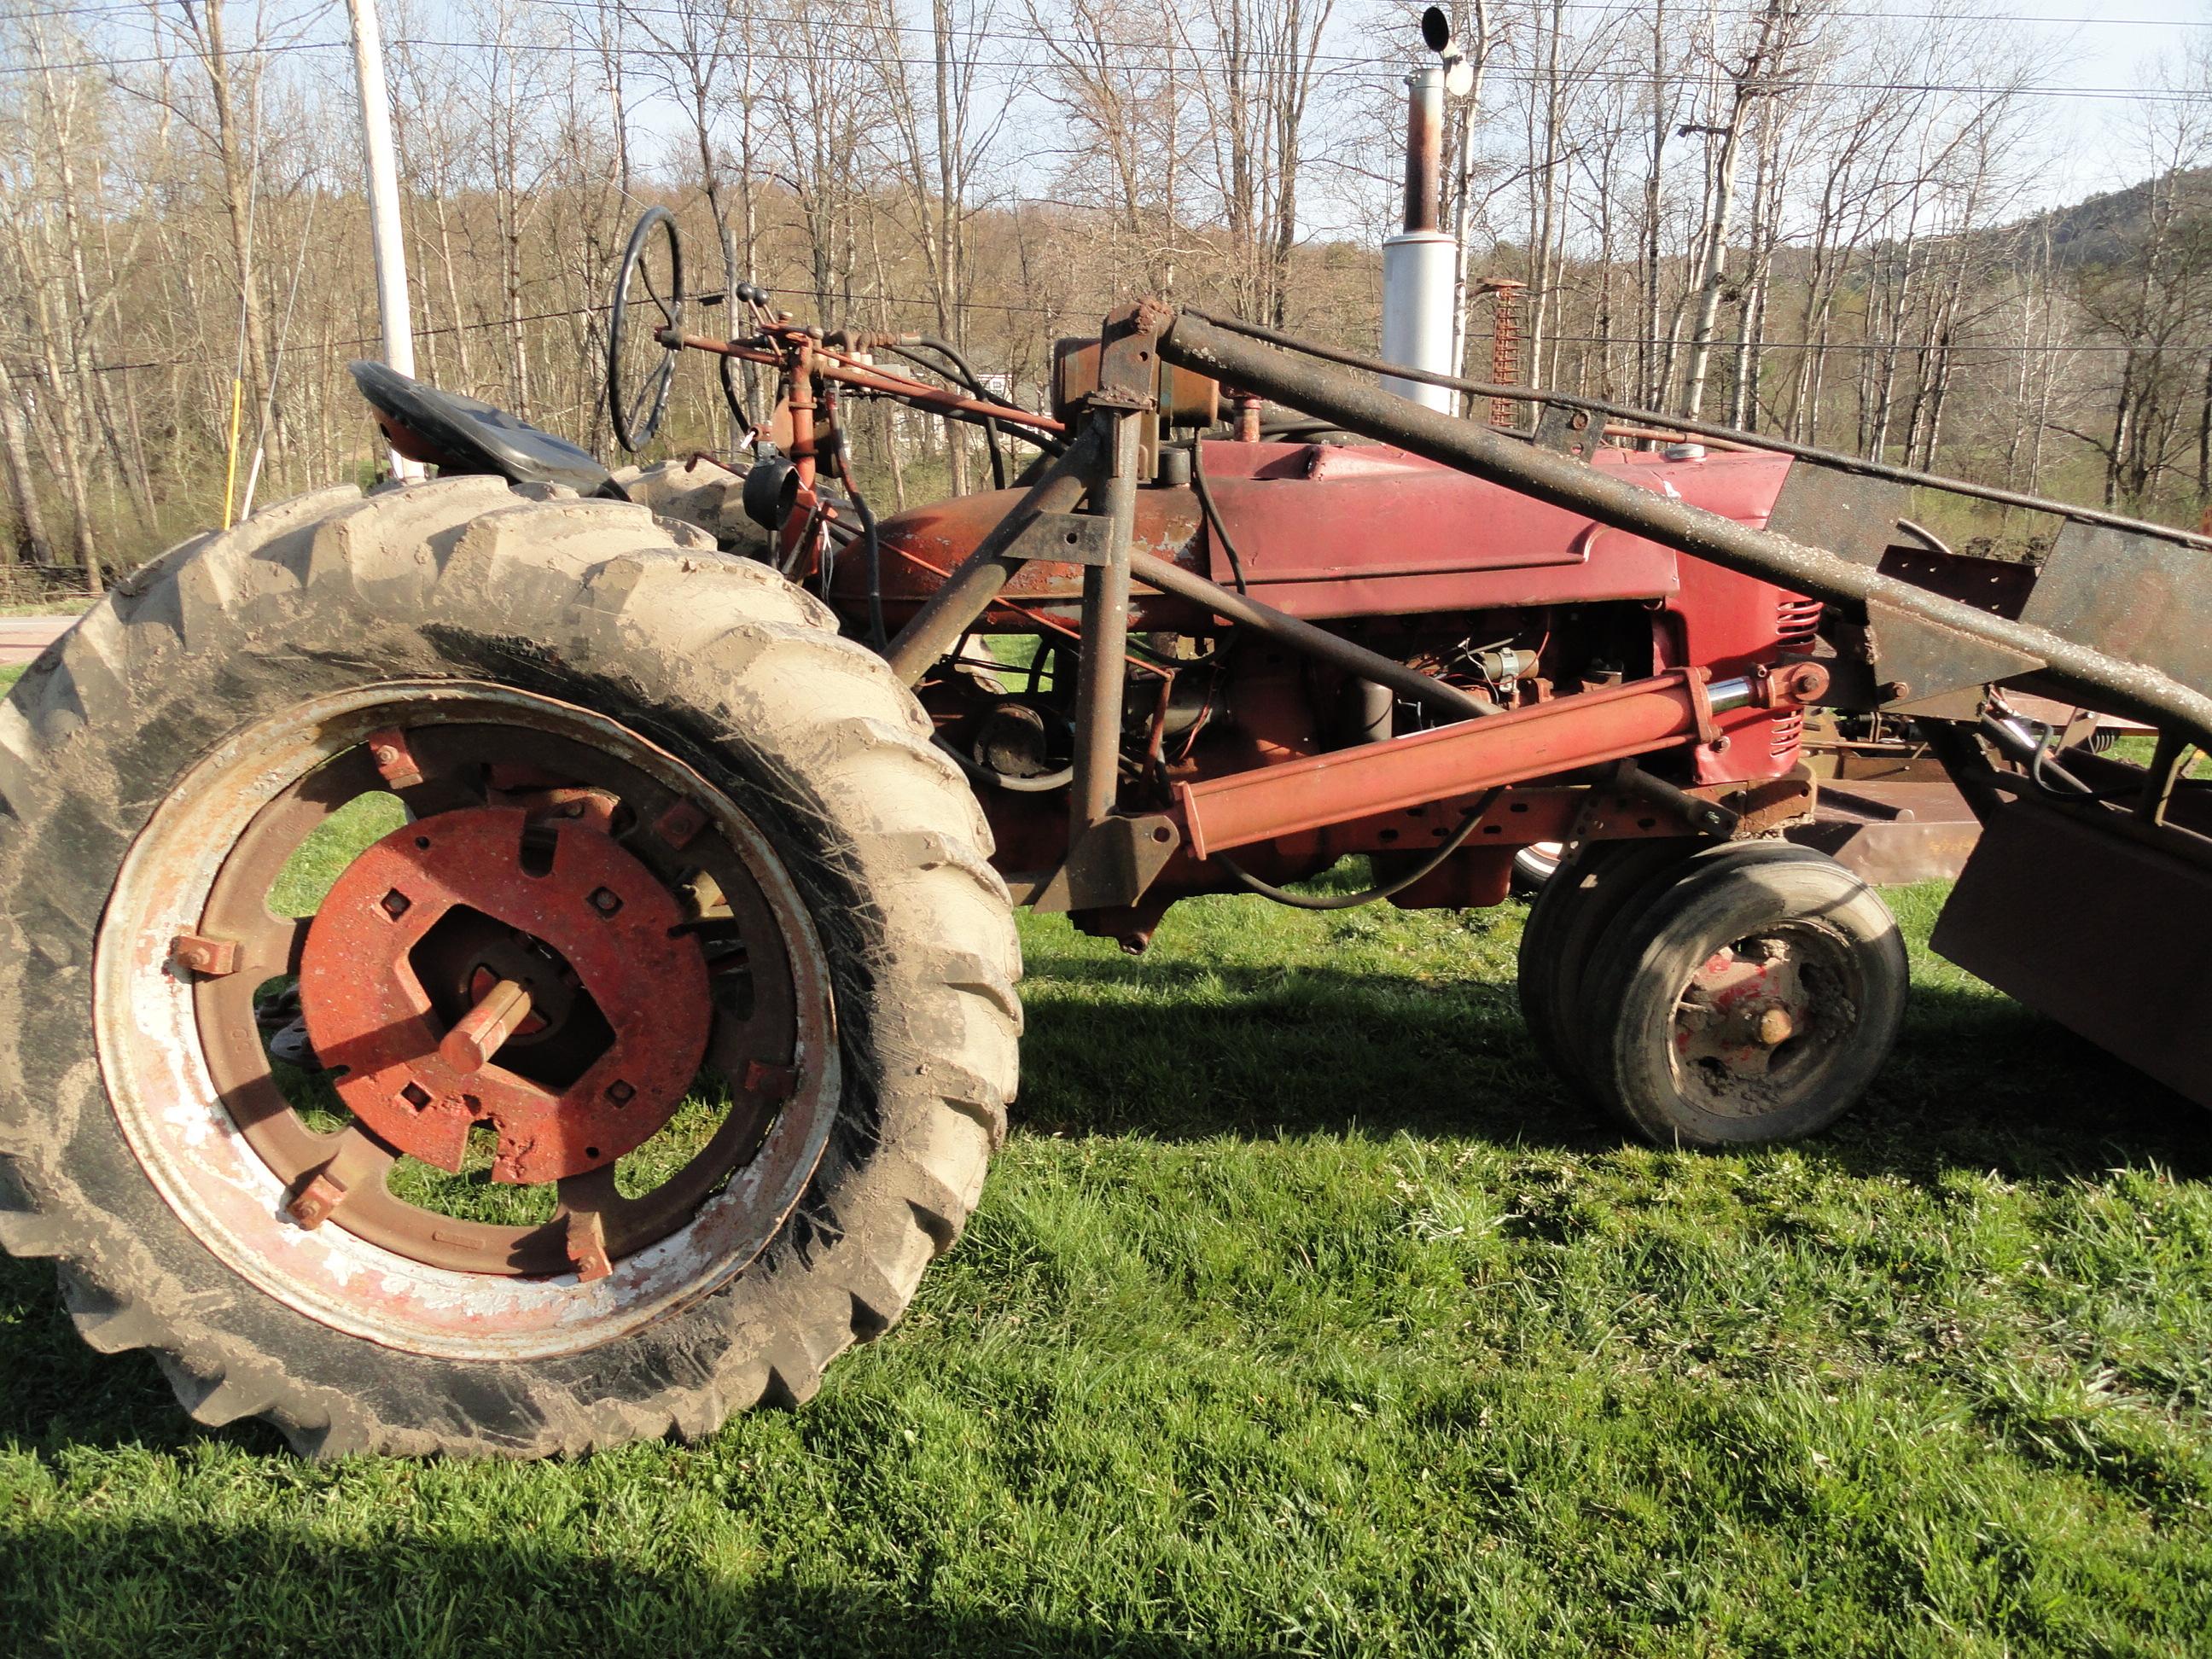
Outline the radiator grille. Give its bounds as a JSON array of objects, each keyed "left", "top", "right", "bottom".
[{"left": 1771, "top": 594, "right": 1823, "bottom": 761}]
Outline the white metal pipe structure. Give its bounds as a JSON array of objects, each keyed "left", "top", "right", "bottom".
[
  {"left": 346, "top": 0, "right": 422, "bottom": 479},
  {"left": 1380, "top": 63, "right": 1458, "bottom": 413}
]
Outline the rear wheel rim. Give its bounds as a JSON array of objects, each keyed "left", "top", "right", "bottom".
[{"left": 95, "top": 680, "right": 840, "bottom": 1359}]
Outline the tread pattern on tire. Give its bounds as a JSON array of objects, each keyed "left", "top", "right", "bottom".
[{"left": 0, "top": 478, "right": 1021, "bottom": 1458}]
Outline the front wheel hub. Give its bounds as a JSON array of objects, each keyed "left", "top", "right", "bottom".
[{"left": 300, "top": 805, "right": 711, "bottom": 1184}]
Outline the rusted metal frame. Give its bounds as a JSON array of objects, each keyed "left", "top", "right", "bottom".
[
  {"left": 775, "top": 333, "right": 822, "bottom": 573},
  {"left": 1155, "top": 307, "right": 2212, "bottom": 747},
  {"left": 1930, "top": 795, "right": 2212, "bottom": 1109},
  {"left": 1125, "top": 551, "right": 1496, "bottom": 725},
  {"left": 1615, "top": 762, "right": 1741, "bottom": 837},
  {"left": 666, "top": 330, "right": 1066, "bottom": 438},
  {"left": 1174, "top": 670, "right": 1726, "bottom": 859},
  {"left": 1913, "top": 719, "right": 2005, "bottom": 826},
  {"left": 884, "top": 422, "right": 1107, "bottom": 684},
  {"left": 1176, "top": 306, "right": 2212, "bottom": 553},
  {"left": 1069, "top": 409, "right": 1144, "bottom": 836},
  {"left": 1307, "top": 773, "right": 1799, "bottom": 855},
  {"left": 876, "top": 538, "right": 1171, "bottom": 680}
]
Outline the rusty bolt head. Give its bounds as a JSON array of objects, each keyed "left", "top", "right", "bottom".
[
  {"left": 1755, "top": 1006, "right": 1796, "bottom": 1047},
  {"left": 1778, "top": 661, "right": 1831, "bottom": 705},
  {"left": 588, "top": 887, "right": 622, "bottom": 917},
  {"left": 370, "top": 742, "right": 400, "bottom": 766},
  {"left": 606, "top": 1080, "right": 635, "bottom": 1106},
  {"left": 169, "top": 934, "right": 240, "bottom": 978},
  {"left": 286, "top": 1172, "right": 346, "bottom": 1230},
  {"left": 288, "top": 1192, "right": 331, "bottom": 1228},
  {"left": 654, "top": 799, "right": 707, "bottom": 850},
  {"left": 380, "top": 888, "right": 411, "bottom": 920}
]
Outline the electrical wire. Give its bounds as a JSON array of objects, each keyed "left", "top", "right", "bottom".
[
  {"left": 44, "top": 23, "right": 2212, "bottom": 108},
  {"left": 1216, "top": 789, "right": 1505, "bottom": 911}
]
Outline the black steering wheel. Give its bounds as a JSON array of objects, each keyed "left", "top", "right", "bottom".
[{"left": 607, "top": 207, "right": 683, "bottom": 451}]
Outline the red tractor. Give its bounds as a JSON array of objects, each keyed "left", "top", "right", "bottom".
[{"left": 4, "top": 221, "right": 2209, "bottom": 1458}]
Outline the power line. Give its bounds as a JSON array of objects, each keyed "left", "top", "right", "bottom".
[
  {"left": 372, "top": 32, "right": 2212, "bottom": 108},
  {"left": 36, "top": 0, "right": 2212, "bottom": 35},
  {"left": 35, "top": 284, "right": 2212, "bottom": 379},
  {"left": 0, "top": 37, "right": 349, "bottom": 74},
  {"left": 16, "top": 14, "right": 2212, "bottom": 106}
]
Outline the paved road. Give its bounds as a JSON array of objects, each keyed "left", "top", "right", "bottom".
[{"left": 0, "top": 614, "right": 74, "bottom": 667}]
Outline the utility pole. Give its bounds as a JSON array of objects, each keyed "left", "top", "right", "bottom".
[{"left": 346, "top": 0, "right": 422, "bottom": 479}]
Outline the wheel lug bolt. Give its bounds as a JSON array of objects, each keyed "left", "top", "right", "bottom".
[
  {"left": 607, "top": 1080, "right": 634, "bottom": 1106},
  {"left": 1755, "top": 1006, "right": 1795, "bottom": 1046},
  {"left": 589, "top": 888, "right": 622, "bottom": 916},
  {"left": 380, "top": 888, "right": 411, "bottom": 919}
]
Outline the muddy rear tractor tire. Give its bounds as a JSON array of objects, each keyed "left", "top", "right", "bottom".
[{"left": 0, "top": 478, "right": 1020, "bottom": 1458}]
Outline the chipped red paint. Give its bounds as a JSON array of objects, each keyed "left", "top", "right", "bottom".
[{"left": 300, "top": 806, "right": 712, "bottom": 1185}]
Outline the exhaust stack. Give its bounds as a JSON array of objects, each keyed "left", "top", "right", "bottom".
[{"left": 1379, "top": 10, "right": 1464, "bottom": 411}]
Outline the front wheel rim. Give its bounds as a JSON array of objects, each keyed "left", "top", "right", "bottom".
[
  {"left": 96, "top": 679, "right": 840, "bottom": 1360},
  {"left": 1665, "top": 918, "right": 1864, "bottom": 1118}
]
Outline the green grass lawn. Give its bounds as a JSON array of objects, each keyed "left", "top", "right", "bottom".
[{"left": 3, "top": 874, "right": 2209, "bottom": 1656}]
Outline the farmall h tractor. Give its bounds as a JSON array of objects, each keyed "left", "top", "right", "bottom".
[{"left": 8, "top": 64, "right": 2212, "bottom": 1461}]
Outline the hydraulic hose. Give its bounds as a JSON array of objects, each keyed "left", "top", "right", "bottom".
[
  {"left": 1187, "top": 439, "right": 1249, "bottom": 595},
  {"left": 891, "top": 339, "right": 1008, "bottom": 489}
]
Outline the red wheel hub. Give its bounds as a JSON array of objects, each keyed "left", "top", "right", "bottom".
[{"left": 300, "top": 806, "right": 711, "bottom": 1184}]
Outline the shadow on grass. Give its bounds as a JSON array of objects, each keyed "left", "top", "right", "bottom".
[
  {"left": 1015, "top": 948, "right": 2212, "bottom": 1185},
  {"left": 3, "top": 916, "right": 2203, "bottom": 1485},
  {"left": 0, "top": 1511, "right": 1266, "bottom": 1658}
]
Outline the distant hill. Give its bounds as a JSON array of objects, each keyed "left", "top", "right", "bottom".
[{"left": 2021, "top": 166, "right": 2212, "bottom": 269}]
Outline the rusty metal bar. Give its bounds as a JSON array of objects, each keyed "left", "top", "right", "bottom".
[
  {"left": 1126, "top": 551, "right": 1494, "bottom": 725},
  {"left": 1070, "top": 410, "right": 1141, "bottom": 832},
  {"left": 1174, "top": 670, "right": 1718, "bottom": 859},
  {"left": 883, "top": 422, "right": 1104, "bottom": 684},
  {"left": 1177, "top": 306, "right": 2212, "bottom": 552},
  {"left": 1155, "top": 306, "right": 2212, "bottom": 743},
  {"left": 667, "top": 330, "right": 1066, "bottom": 438}
]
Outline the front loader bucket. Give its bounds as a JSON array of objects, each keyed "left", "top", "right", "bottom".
[{"left": 1933, "top": 800, "right": 2212, "bottom": 1108}]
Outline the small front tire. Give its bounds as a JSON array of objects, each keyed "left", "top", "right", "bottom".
[{"left": 1577, "top": 846, "right": 1906, "bottom": 1146}]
